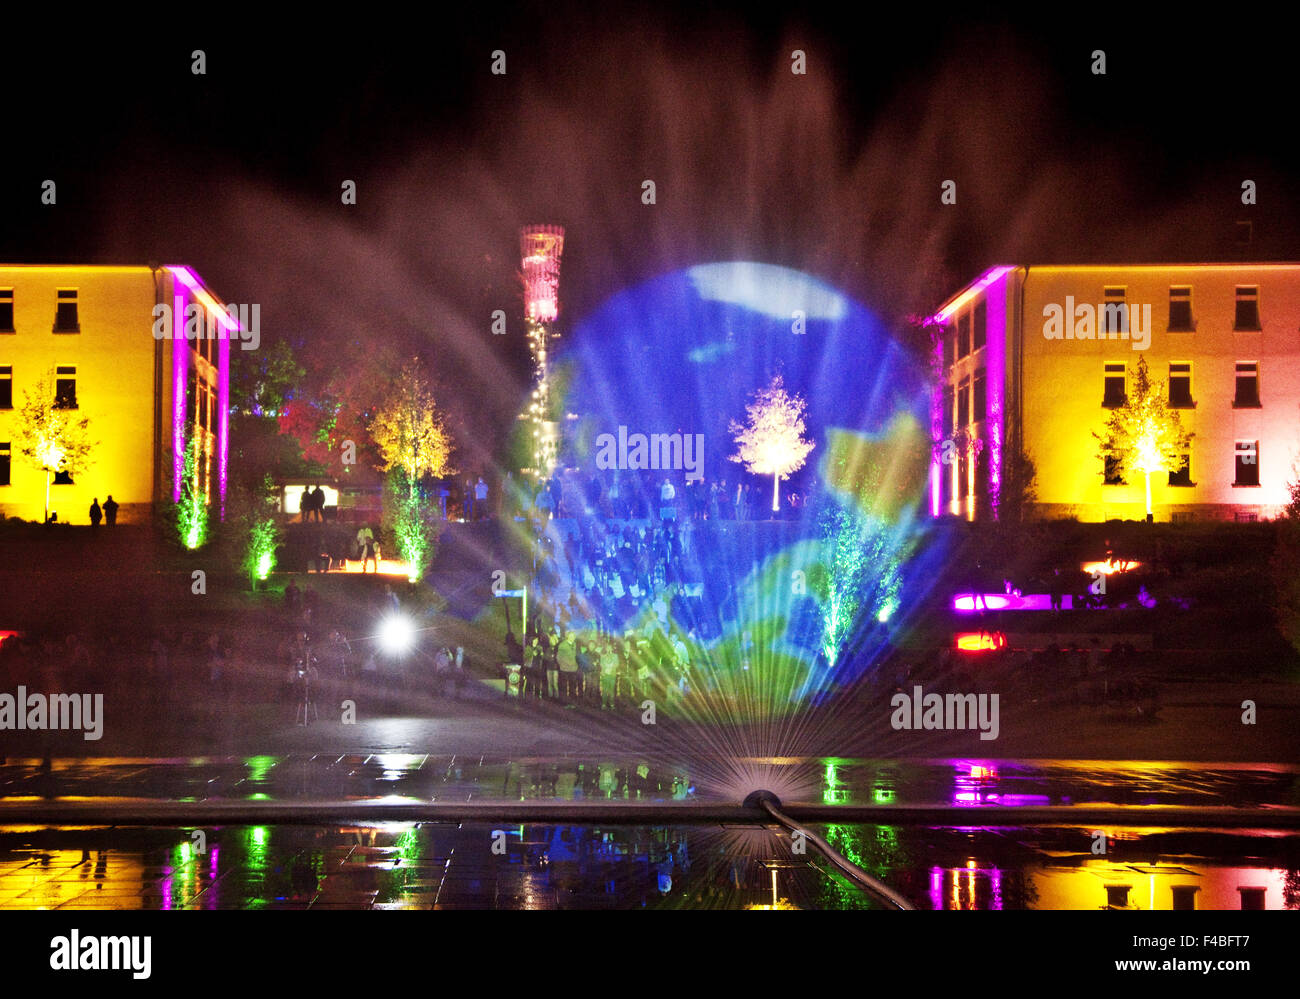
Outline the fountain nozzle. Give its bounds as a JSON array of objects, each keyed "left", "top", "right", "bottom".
[{"left": 743, "top": 789, "right": 783, "bottom": 811}]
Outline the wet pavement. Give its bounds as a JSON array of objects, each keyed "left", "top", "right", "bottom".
[{"left": 0, "top": 755, "right": 1296, "bottom": 909}]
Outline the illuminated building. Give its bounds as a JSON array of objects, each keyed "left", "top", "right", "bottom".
[
  {"left": 0, "top": 264, "right": 238, "bottom": 524},
  {"left": 930, "top": 263, "right": 1300, "bottom": 521},
  {"left": 519, "top": 224, "right": 565, "bottom": 480}
]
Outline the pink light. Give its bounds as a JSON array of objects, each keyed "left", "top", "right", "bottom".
[
  {"left": 927, "top": 266, "right": 1013, "bottom": 327},
  {"left": 168, "top": 265, "right": 240, "bottom": 332}
]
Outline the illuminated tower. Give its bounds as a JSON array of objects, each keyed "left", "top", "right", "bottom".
[{"left": 520, "top": 224, "right": 565, "bottom": 479}]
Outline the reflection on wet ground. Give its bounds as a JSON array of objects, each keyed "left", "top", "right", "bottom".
[
  {"left": 1, "top": 756, "right": 1296, "bottom": 908},
  {"left": 1, "top": 755, "right": 1298, "bottom": 811},
  {"left": 0, "top": 822, "right": 1295, "bottom": 910}
]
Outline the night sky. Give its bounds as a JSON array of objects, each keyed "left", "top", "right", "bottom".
[{"left": 3, "top": 5, "right": 1299, "bottom": 449}]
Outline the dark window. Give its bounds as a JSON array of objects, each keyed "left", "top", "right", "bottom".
[
  {"left": 958, "top": 450, "right": 969, "bottom": 499},
  {"left": 1171, "top": 886, "right": 1198, "bottom": 911},
  {"left": 52, "top": 470, "right": 73, "bottom": 485},
  {"left": 957, "top": 377, "right": 969, "bottom": 429},
  {"left": 973, "top": 372, "right": 986, "bottom": 423},
  {"left": 1105, "top": 885, "right": 1131, "bottom": 909},
  {"left": 54, "top": 289, "right": 79, "bottom": 333},
  {"left": 0, "top": 366, "right": 10, "bottom": 409},
  {"left": 1169, "top": 363, "right": 1193, "bottom": 407},
  {"left": 1234, "top": 362, "right": 1260, "bottom": 407},
  {"left": 0, "top": 442, "right": 9, "bottom": 486},
  {"left": 1235, "top": 441, "right": 1259, "bottom": 486},
  {"left": 943, "top": 386, "right": 954, "bottom": 436},
  {"left": 54, "top": 366, "right": 76, "bottom": 409},
  {"left": 1103, "top": 287, "right": 1127, "bottom": 336},
  {"left": 948, "top": 326, "right": 957, "bottom": 367},
  {"left": 1238, "top": 887, "right": 1265, "bottom": 910},
  {"left": 186, "top": 369, "right": 198, "bottom": 427},
  {"left": 957, "top": 312, "right": 970, "bottom": 359},
  {"left": 0, "top": 289, "right": 13, "bottom": 332},
  {"left": 972, "top": 300, "right": 986, "bottom": 351},
  {"left": 1103, "top": 363, "right": 1126, "bottom": 408},
  {"left": 1103, "top": 454, "right": 1125, "bottom": 485},
  {"left": 1169, "top": 452, "right": 1191, "bottom": 487},
  {"left": 1168, "top": 286, "right": 1193, "bottom": 331},
  {"left": 1234, "top": 286, "right": 1260, "bottom": 331}
]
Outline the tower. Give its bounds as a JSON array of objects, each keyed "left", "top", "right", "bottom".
[{"left": 519, "top": 224, "right": 565, "bottom": 479}]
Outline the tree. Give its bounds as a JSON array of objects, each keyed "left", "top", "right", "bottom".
[
  {"left": 1093, "top": 356, "right": 1193, "bottom": 520},
  {"left": 222, "top": 472, "right": 282, "bottom": 586},
  {"left": 173, "top": 432, "right": 209, "bottom": 550},
  {"left": 729, "top": 374, "right": 816, "bottom": 513},
  {"left": 370, "top": 360, "right": 454, "bottom": 498},
  {"left": 14, "top": 370, "right": 97, "bottom": 523},
  {"left": 994, "top": 444, "right": 1038, "bottom": 523}
]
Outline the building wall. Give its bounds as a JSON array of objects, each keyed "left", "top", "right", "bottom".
[
  {"left": 0, "top": 265, "right": 232, "bottom": 526},
  {"left": 0, "top": 266, "right": 163, "bottom": 524},
  {"left": 935, "top": 263, "right": 1300, "bottom": 522}
]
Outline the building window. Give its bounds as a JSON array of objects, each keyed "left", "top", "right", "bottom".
[
  {"left": 1235, "top": 441, "right": 1259, "bottom": 486},
  {"left": 1234, "top": 362, "right": 1260, "bottom": 407},
  {"left": 1171, "top": 886, "right": 1198, "bottom": 911},
  {"left": 973, "top": 371, "right": 986, "bottom": 423},
  {"left": 1168, "top": 451, "right": 1191, "bottom": 487},
  {"left": 1103, "top": 363, "right": 1126, "bottom": 408},
  {"left": 958, "top": 450, "right": 969, "bottom": 499},
  {"left": 0, "top": 289, "right": 13, "bottom": 333},
  {"left": 0, "top": 442, "right": 9, "bottom": 487},
  {"left": 54, "top": 366, "right": 77, "bottom": 409},
  {"left": 53, "top": 289, "right": 79, "bottom": 333},
  {"left": 957, "top": 376, "right": 969, "bottom": 429},
  {"left": 1234, "top": 286, "right": 1260, "bottom": 331},
  {"left": 0, "top": 366, "right": 10, "bottom": 410},
  {"left": 943, "top": 385, "right": 954, "bottom": 436},
  {"left": 52, "top": 469, "right": 73, "bottom": 485},
  {"left": 1167, "top": 286, "right": 1193, "bottom": 331},
  {"left": 1105, "top": 885, "right": 1131, "bottom": 909},
  {"left": 972, "top": 300, "right": 986, "bottom": 352},
  {"left": 957, "top": 312, "right": 970, "bottom": 359},
  {"left": 1103, "top": 287, "right": 1127, "bottom": 336},
  {"left": 1103, "top": 455, "right": 1125, "bottom": 485},
  {"left": 1169, "top": 363, "right": 1193, "bottom": 408},
  {"left": 948, "top": 325, "right": 957, "bottom": 367},
  {"left": 1237, "top": 887, "right": 1265, "bottom": 910}
]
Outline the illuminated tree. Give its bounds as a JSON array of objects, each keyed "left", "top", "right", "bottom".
[
  {"left": 729, "top": 374, "right": 815, "bottom": 513},
  {"left": 370, "top": 360, "right": 454, "bottom": 500},
  {"left": 14, "top": 370, "right": 97, "bottom": 523},
  {"left": 222, "top": 472, "right": 282, "bottom": 586},
  {"left": 806, "top": 504, "right": 904, "bottom": 668},
  {"left": 174, "top": 432, "right": 209, "bottom": 550},
  {"left": 1093, "top": 356, "right": 1193, "bottom": 520}
]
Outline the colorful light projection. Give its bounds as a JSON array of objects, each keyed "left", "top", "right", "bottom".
[
  {"left": 516, "top": 262, "right": 945, "bottom": 716},
  {"left": 928, "top": 266, "right": 1013, "bottom": 520},
  {"left": 953, "top": 593, "right": 1076, "bottom": 612}
]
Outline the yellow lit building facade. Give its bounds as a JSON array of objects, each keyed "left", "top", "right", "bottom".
[
  {"left": 0, "top": 265, "right": 237, "bottom": 524},
  {"left": 931, "top": 264, "right": 1300, "bottom": 522}
]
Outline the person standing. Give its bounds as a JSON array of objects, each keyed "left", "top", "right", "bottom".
[
  {"left": 475, "top": 477, "right": 489, "bottom": 521},
  {"left": 103, "top": 495, "right": 119, "bottom": 526},
  {"left": 557, "top": 629, "right": 577, "bottom": 702},
  {"left": 659, "top": 478, "right": 676, "bottom": 523},
  {"left": 89, "top": 498, "right": 102, "bottom": 529}
]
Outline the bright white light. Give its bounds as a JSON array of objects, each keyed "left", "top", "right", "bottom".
[{"left": 378, "top": 614, "right": 416, "bottom": 656}]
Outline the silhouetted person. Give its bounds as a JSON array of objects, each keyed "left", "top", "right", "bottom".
[
  {"left": 475, "top": 477, "right": 489, "bottom": 520},
  {"left": 89, "top": 499, "right": 102, "bottom": 529},
  {"left": 311, "top": 485, "right": 326, "bottom": 522},
  {"left": 102, "top": 495, "right": 118, "bottom": 526}
]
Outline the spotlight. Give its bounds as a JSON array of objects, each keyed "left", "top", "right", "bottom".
[{"left": 378, "top": 614, "right": 416, "bottom": 656}]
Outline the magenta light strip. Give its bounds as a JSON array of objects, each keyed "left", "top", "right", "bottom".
[
  {"left": 170, "top": 276, "right": 188, "bottom": 502},
  {"left": 217, "top": 325, "right": 230, "bottom": 518},
  {"left": 984, "top": 269, "right": 1009, "bottom": 517},
  {"left": 953, "top": 593, "right": 1075, "bottom": 612}
]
